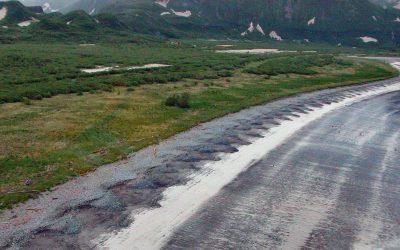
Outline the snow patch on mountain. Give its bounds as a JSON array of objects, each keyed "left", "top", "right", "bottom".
[
  {"left": 18, "top": 21, "right": 31, "bottom": 27},
  {"left": 161, "top": 12, "right": 171, "bottom": 16},
  {"left": 256, "top": 24, "right": 265, "bottom": 36},
  {"left": 42, "top": 2, "right": 58, "bottom": 13},
  {"left": 241, "top": 22, "right": 254, "bottom": 35},
  {"left": 89, "top": 9, "right": 95, "bottom": 15},
  {"left": 307, "top": 17, "right": 316, "bottom": 26},
  {"left": 256, "top": 24, "right": 265, "bottom": 35},
  {"left": 0, "top": 7, "right": 7, "bottom": 21},
  {"left": 155, "top": 0, "right": 170, "bottom": 8},
  {"left": 394, "top": 17, "right": 400, "bottom": 22},
  {"left": 360, "top": 36, "right": 378, "bottom": 43},
  {"left": 241, "top": 22, "right": 265, "bottom": 36},
  {"left": 248, "top": 22, "right": 255, "bottom": 32},
  {"left": 269, "top": 31, "right": 283, "bottom": 41},
  {"left": 18, "top": 18, "right": 38, "bottom": 27},
  {"left": 372, "top": 16, "right": 377, "bottom": 21},
  {"left": 67, "top": 20, "right": 72, "bottom": 25},
  {"left": 171, "top": 10, "right": 191, "bottom": 17}
]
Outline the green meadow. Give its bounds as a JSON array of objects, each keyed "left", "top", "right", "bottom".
[{"left": 0, "top": 41, "right": 397, "bottom": 210}]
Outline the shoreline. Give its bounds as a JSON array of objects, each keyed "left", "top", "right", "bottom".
[
  {"left": 1, "top": 75, "right": 400, "bottom": 248},
  {"left": 99, "top": 80, "right": 400, "bottom": 249}
]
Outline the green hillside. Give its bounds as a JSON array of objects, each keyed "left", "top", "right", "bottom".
[
  {"left": 1, "top": 0, "right": 400, "bottom": 47},
  {"left": 0, "top": 1, "right": 38, "bottom": 24}
]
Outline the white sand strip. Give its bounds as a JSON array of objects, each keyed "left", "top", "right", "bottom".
[
  {"left": 360, "top": 36, "right": 378, "bottom": 43},
  {"left": 81, "top": 64, "right": 171, "bottom": 74},
  {"left": 171, "top": 10, "right": 191, "bottom": 17},
  {"left": 95, "top": 82, "right": 400, "bottom": 250},
  {"left": 125, "top": 63, "right": 170, "bottom": 70},
  {"left": 81, "top": 66, "right": 115, "bottom": 74},
  {"left": 270, "top": 31, "right": 283, "bottom": 41},
  {"left": 18, "top": 20, "right": 32, "bottom": 27},
  {"left": 216, "top": 49, "right": 296, "bottom": 54}
]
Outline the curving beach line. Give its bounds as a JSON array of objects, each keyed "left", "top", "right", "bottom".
[{"left": 96, "top": 81, "right": 400, "bottom": 250}]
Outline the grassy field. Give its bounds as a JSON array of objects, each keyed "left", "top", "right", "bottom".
[
  {"left": 0, "top": 42, "right": 264, "bottom": 103},
  {"left": 2, "top": 40, "right": 399, "bottom": 104},
  {"left": 0, "top": 43, "right": 398, "bottom": 210},
  {"left": 244, "top": 54, "right": 352, "bottom": 76}
]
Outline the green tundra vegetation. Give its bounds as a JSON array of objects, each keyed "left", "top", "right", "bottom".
[
  {"left": 0, "top": 40, "right": 398, "bottom": 210},
  {"left": 0, "top": 42, "right": 256, "bottom": 103},
  {"left": 1, "top": 42, "right": 397, "bottom": 104},
  {"left": 244, "top": 54, "right": 352, "bottom": 76}
]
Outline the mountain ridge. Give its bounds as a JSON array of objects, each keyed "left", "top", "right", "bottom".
[{"left": 1, "top": 0, "right": 400, "bottom": 47}]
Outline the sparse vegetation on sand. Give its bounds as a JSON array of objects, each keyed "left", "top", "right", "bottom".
[{"left": 0, "top": 42, "right": 398, "bottom": 210}]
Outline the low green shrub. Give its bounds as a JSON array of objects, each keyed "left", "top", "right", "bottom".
[
  {"left": 25, "top": 91, "right": 43, "bottom": 100},
  {"left": 165, "top": 95, "right": 178, "bottom": 107},
  {"left": 245, "top": 54, "right": 348, "bottom": 77},
  {"left": 0, "top": 43, "right": 259, "bottom": 104},
  {"left": 22, "top": 97, "right": 31, "bottom": 105},
  {"left": 177, "top": 93, "right": 190, "bottom": 108},
  {"left": 165, "top": 93, "right": 190, "bottom": 108}
]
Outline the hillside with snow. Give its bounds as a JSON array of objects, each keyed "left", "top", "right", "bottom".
[{"left": 1, "top": 0, "right": 400, "bottom": 46}]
